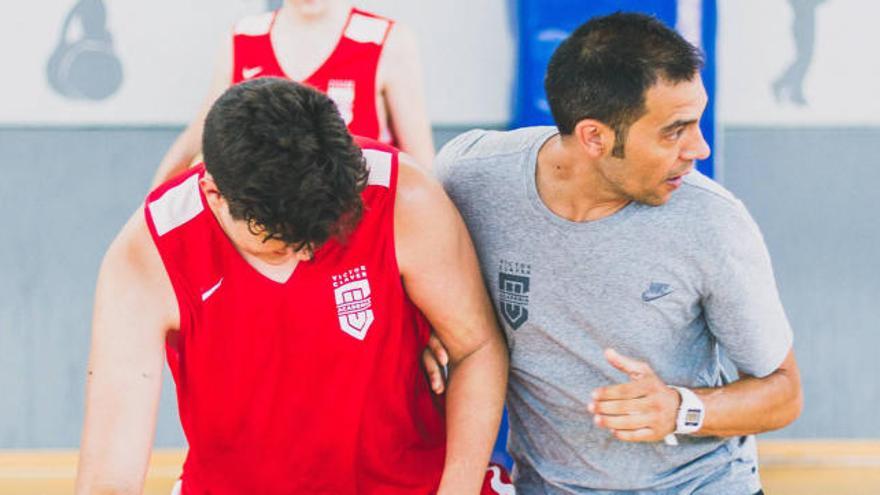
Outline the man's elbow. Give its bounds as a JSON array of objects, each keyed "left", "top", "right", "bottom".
[
  {"left": 783, "top": 380, "right": 804, "bottom": 427},
  {"left": 769, "top": 373, "right": 804, "bottom": 431}
]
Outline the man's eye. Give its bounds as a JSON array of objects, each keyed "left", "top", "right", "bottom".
[{"left": 668, "top": 127, "right": 685, "bottom": 140}]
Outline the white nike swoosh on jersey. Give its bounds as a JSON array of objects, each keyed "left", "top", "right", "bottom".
[
  {"left": 487, "top": 465, "right": 516, "bottom": 495},
  {"left": 201, "top": 278, "right": 223, "bottom": 302},
  {"left": 242, "top": 66, "right": 263, "bottom": 79}
]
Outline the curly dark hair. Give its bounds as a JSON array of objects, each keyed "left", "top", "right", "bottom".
[
  {"left": 545, "top": 12, "right": 704, "bottom": 157},
  {"left": 202, "top": 78, "right": 368, "bottom": 252}
]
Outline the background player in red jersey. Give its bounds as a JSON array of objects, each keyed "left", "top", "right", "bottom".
[
  {"left": 76, "top": 78, "right": 508, "bottom": 495},
  {"left": 151, "top": 0, "right": 434, "bottom": 187}
]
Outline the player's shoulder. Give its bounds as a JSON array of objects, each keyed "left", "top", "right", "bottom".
[
  {"left": 438, "top": 126, "right": 555, "bottom": 163},
  {"left": 395, "top": 154, "right": 445, "bottom": 209},
  {"left": 233, "top": 11, "right": 274, "bottom": 36},
  {"left": 103, "top": 207, "right": 165, "bottom": 287},
  {"left": 97, "top": 207, "right": 179, "bottom": 330},
  {"left": 435, "top": 126, "right": 555, "bottom": 184}
]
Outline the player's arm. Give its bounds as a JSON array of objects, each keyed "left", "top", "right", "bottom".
[
  {"left": 589, "top": 348, "right": 802, "bottom": 441},
  {"left": 691, "top": 349, "right": 801, "bottom": 436},
  {"left": 395, "top": 156, "right": 508, "bottom": 495},
  {"left": 378, "top": 23, "right": 436, "bottom": 168},
  {"left": 75, "top": 210, "right": 178, "bottom": 494},
  {"left": 150, "top": 33, "right": 232, "bottom": 188}
]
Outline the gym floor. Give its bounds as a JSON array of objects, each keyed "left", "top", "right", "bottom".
[{"left": 2, "top": 441, "right": 878, "bottom": 495}]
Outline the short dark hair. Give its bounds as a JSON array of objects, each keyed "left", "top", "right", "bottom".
[
  {"left": 545, "top": 12, "right": 704, "bottom": 157},
  {"left": 203, "top": 78, "right": 368, "bottom": 251}
]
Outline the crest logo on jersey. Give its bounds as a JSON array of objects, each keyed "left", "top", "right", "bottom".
[
  {"left": 327, "top": 79, "right": 355, "bottom": 124},
  {"left": 498, "top": 259, "right": 531, "bottom": 330},
  {"left": 332, "top": 266, "right": 374, "bottom": 340}
]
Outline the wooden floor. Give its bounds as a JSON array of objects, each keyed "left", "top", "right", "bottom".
[{"left": 2, "top": 441, "right": 879, "bottom": 494}]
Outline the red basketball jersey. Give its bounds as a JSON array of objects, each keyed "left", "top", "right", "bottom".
[
  {"left": 144, "top": 138, "right": 445, "bottom": 494},
  {"left": 232, "top": 8, "right": 393, "bottom": 143}
]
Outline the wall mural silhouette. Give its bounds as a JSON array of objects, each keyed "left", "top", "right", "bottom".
[
  {"left": 773, "top": 0, "right": 829, "bottom": 106},
  {"left": 47, "top": 0, "right": 123, "bottom": 101}
]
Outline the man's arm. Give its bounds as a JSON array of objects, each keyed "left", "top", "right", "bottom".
[
  {"left": 591, "top": 202, "right": 802, "bottom": 442},
  {"left": 150, "top": 34, "right": 232, "bottom": 188},
  {"left": 378, "top": 24, "right": 436, "bottom": 168},
  {"left": 75, "top": 211, "right": 177, "bottom": 494},
  {"left": 395, "top": 157, "right": 508, "bottom": 495},
  {"left": 589, "top": 348, "right": 802, "bottom": 442}
]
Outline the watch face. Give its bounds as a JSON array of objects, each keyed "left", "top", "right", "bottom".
[{"left": 685, "top": 409, "right": 702, "bottom": 426}]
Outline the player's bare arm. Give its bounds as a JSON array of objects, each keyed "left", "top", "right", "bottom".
[
  {"left": 150, "top": 33, "right": 232, "bottom": 188},
  {"left": 378, "top": 23, "right": 436, "bottom": 168},
  {"left": 590, "top": 348, "right": 802, "bottom": 442},
  {"left": 394, "top": 156, "right": 508, "bottom": 495},
  {"left": 74, "top": 211, "right": 178, "bottom": 494}
]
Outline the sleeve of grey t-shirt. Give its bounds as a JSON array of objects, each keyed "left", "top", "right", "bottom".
[
  {"left": 702, "top": 200, "right": 794, "bottom": 378},
  {"left": 434, "top": 129, "right": 486, "bottom": 194}
]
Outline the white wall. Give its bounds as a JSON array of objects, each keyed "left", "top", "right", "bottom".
[
  {"left": 3, "top": 0, "right": 876, "bottom": 126},
  {"left": 718, "top": 0, "right": 880, "bottom": 126},
  {"left": 0, "top": 0, "right": 514, "bottom": 126}
]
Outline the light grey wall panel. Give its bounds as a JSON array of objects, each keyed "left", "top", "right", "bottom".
[
  {"left": 0, "top": 126, "right": 877, "bottom": 448},
  {"left": 723, "top": 128, "right": 880, "bottom": 438},
  {"left": 0, "top": 127, "right": 185, "bottom": 448}
]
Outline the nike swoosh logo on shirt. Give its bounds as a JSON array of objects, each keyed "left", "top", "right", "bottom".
[
  {"left": 242, "top": 66, "right": 263, "bottom": 80},
  {"left": 201, "top": 278, "right": 223, "bottom": 302},
  {"left": 641, "top": 282, "right": 674, "bottom": 302}
]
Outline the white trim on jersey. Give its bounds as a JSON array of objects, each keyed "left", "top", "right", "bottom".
[
  {"left": 234, "top": 12, "right": 274, "bottom": 36},
  {"left": 148, "top": 174, "right": 204, "bottom": 237},
  {"left": 363, "top": 149, "right": 392, "bottom": 188},
  {"left": 344, "top": 14, "right": 389, "bottom": 45}
]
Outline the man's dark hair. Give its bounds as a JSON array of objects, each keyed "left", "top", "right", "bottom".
[
  {"left": 203, "top": 78, "right": 368, "bottom": 251},
  {"left": 545, "top": 12, "right": 704, "bottom": 157}
]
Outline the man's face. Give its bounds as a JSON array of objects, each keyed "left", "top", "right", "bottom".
[
  {"left": 598, "top": 75, "right": 711, "bottom": 206},
  {"left": 202, "top": 177, "right": 312, "bottom": 266},
  {"left": 216, "top": 204, "right": 311, "bottom": 266},
  {"left": 288, "top": 0, "right": 333, "bottom": 16}
]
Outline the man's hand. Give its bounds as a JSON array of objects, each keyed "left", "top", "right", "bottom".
[
  {"left": 422, "top": 333, "right": 449, "bottom": 394},
  {"left": 588, "top": 348, "right": 680, "bottom": 442}
]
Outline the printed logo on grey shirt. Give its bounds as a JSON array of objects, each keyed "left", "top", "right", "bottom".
[
  {"left": 641, "top": 282, "right": 674, "bottom": 302},
  {"left": 499, "top": 259, "right": 531, "bottom": 330}
]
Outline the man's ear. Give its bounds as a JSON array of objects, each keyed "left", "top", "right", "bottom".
[
  {"left": 572, "top": 119, "right": 616, "bottom": 159},
  {"left": 199, "top": 174, "right": 224, "bottom": 209}
]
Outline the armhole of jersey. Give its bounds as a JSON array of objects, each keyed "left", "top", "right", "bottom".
[
  {"left": 360, "top": 146, "right": 402, "bottom": 280},
  {"left": 373, "top": 17, "right": 396, "bottom": 145},
  {"left": 144, "top": 170, "right": 207, "bottom": 338},
  {"left": 380, "top": 18, "right": 395, "bottom": 47},
  {"left": 143, "top": 204, "right": 188, "bottom": 344}
]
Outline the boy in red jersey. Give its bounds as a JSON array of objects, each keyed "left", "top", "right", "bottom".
[
  {"left": 151, "top": 0, "right": 434, "bottom": 187},
  {"left": 76, "top": 78, "right": 509, "bottom": 495}
]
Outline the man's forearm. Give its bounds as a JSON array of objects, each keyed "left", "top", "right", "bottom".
[
  {"left": 437, "top": 337, "right": 509, "bottom": 495},
  {"left": 694, "top": 358, "right": 802, "bottom": 437}
]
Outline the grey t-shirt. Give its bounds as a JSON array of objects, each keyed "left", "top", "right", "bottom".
[{"left": 435, "top": 127, "right": 793, "bottom": 494}]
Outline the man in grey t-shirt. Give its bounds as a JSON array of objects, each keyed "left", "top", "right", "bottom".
[{"left": 430, "top": 13, "right": 802, "bottom": 495}]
